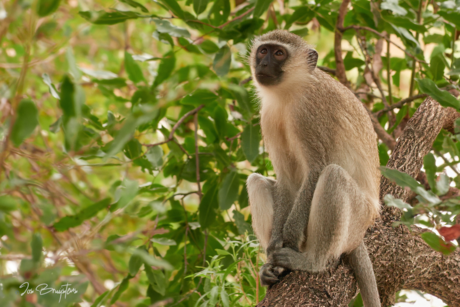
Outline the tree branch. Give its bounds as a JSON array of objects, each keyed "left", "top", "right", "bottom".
[{"left": 334, "top": 0, "right": 351, "bottom": 88}]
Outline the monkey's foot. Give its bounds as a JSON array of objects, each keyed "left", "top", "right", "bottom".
[
  {"left": 260, "top": 263, "right": 284, "bottom": 286},
  {"left": 273, "top": 248, "right": 322, "bottom": 272}
]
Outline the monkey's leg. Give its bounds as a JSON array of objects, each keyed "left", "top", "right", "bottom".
[
  {"left": 247, "top": 173, "right": 287, "bottom": 286},
  {"left": 247, "top": 173, "right": 276, "bottom": 251},
  {"left": 273, "top": 165, "right": 380, "bottom": 306}
]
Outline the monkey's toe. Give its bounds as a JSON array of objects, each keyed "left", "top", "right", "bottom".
[{"left": 260, "top": 263, "right": 279, "bottom": 286}]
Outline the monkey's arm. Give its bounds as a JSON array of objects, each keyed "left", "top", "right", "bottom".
[
  {"left": 266, "top": 185, "right": 295, "bottom": 258},
  {"left": 281, "top": 171, "right": 319, "bottom": 251}
]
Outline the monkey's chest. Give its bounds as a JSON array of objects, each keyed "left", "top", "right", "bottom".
[{"left": 261, "top": 120, "right": 307, "bottom": 187}]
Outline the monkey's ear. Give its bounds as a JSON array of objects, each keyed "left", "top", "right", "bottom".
[{"left": 307, "top": 49, "right": 318, "bottom": 71}]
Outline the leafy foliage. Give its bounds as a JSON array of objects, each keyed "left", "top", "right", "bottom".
[{"left": 0, "top": 0, "right": 459, "bottom": 306}]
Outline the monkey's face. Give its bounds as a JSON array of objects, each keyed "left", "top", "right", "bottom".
[{"left": 254, "top": 44, "right": 288, "bottom": 86}]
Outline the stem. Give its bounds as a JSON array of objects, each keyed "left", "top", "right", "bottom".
[
  {"left": 408, "top": 0, "right": 424, "bottom": 99},
  {"left": 451, "top": 28, "right": 457, "bottom": 68},
  {"left": 387, "top": 37, "right": 393, "bottom": 105}
]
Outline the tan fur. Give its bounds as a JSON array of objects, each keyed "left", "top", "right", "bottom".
[
  {"left": 250, "top": 30, "right": 380, "bottom": 222},
  {"left": 247, "top": 30, "right": 381, "bottom": 307}
]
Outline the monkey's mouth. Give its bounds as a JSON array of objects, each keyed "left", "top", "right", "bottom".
[{"left": 257, "top": 73, "right": 275, "bottom": 78}]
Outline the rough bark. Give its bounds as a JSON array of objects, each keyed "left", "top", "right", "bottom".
[{"left": 257, "top": 97, "right": 460, "bottom": 307}]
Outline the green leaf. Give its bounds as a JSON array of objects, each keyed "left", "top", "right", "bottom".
[
  {"left": 208, "top": 0, "right": 230, "bottom": 26},
  {"left": 152, "top": 18, "right": 190, "bottom": 38},
  {"left": 124, "top": 139, "right": 143, "bottom": 159},
  {"left": 241, "top": 123, "right": 260, "bottom": 163},
  {"left": 285, "top": 6, "right": 314, "bottom": 29},
  {"left": 430, "top": 55, "right": 445, "bottom": 81},
  {"left": 199, "top": 39, "right": 220, "bottom": 54},
  {"left": 421, "top": 232, "right": 456, "bottom": 255},
  {"left": 79, "top": 10, "right": 140, "bottom": 25},
  {"left": 132, "top": 248, "right": 173, "bottom": 270},
  {"left": 448, "top": 68, "right": 460, "bottom": 76},
  {"left": 199, "top": 184, "right": 219, "bottom": 229},
  {"left": 125, "top": 51, "right": 145, "bottom": 83},
  {"left": 436, "top": 174, "right": 450, "bottom": 196},
  {"left": 91, "top": 291, "right": 110, "bottom": 307},
  {"left": 105, "top": 105, "right": 158, "bottom": 159},
  {"left": 10, "top": 99, "right": 39, "bottom": 147},
  {"left": 381, "top": 13, "right": 426, "bottom": 33},
  {"left": 213, "top": 106, "right": 227, "bottom": 140},
  {"left": 158, "top": 0, "right": 185, "bottom": 19},
  {"left": 59, "top": 75, "right": 77, "bottom": 117},
  {"left": 31, "top": 233, "right": 43, "bottom": 262},
  {"left": 193, "top": 0, "right": 209, "bottom": 15},
  {"left": 181, "top": 89, "right": 217, "bottom": 106},
  {"left": 209, "top": 286, "right": 219, "bottom": 306},
  {"left": 53, "top": 198, "right": 111, "bottom": 231},
  {"left": 383, "top": 194, "right": 412, "bottom": 210},
  {"left": 227, "top": 84, "right": 252, "bottom": 120},
  {"left": 151, "top": 237, "right": 176, "bottom": 245},
  {"left": 233, "top": 210, "right": 252, "bottom": 235},
  {"left": 218, "top": 171, "right": 240, "bottom": 210},
  {"left": 120, "top": 0, "right": 148, "bottom": 13},
  {"left": 145, "top": 265, "right": 167, "bottom": 295},
  {"left": 220, "top": 288, "right": 230, "bottom": 307},
  {"left": 178, "top": 37, "right": 202, "bottom": 54},
  {"left": 110, "top": 277, "right": 130, "bottom": 304},
  {"left": 154, "top": 51, "right": 176, "bottom": 86},
  {"left": 344, "top": 52, "right": 365, "bottom": 71},
  {"left": 438, "top": 10, "right": 460, "bottom": 28},
  {"left": 42, "top": 73, "right": 60, "bottom": 99},
  {"left": 152, "top": 31, "right": 174, "bottom": 45},
  {"left": 213, "top": 45, "right": 231, "bottom": 77},
  {"left": 254, "top": 0, "right": 272, "bottom": 18},
  {"left": 111, "top": 178, "right": 139, "bottom": 211},
  {"left": 380, "top": 166, "right": 421, "bottom": 191},
  {"left": 145, "top": 146, "right": 164, "bottom": 168},
  {"left": 416, "top": 78, "right": 460, "bottom": 110},
  {"left": 0, "top": 195, "right": 17, "bottom": 212},
  {"left": 37, "top": 0, "right": 61, "bottom": 17},
  {"left": 129, "top": 247, "right": 144, "bottom": 276},
  {"left": 423, "top": 153, "right": 437, "bottom": 194},
  {"left": 381, "top": 0, "right": 407, "bottom": 16}
]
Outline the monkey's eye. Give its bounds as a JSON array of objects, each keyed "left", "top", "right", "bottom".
[
  {"left": 275, "top": 50, "right": 284, "bottom": 56},
  {"left": 260, "top": 48, "right": 268, "bottom": 55}
]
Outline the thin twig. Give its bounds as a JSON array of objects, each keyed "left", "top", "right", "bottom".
[
  {"left": 374, "top": 94, "right": 428, "bottom": 116},
  {"left": 340, "top": 25, "right": 427, "bottom": 64},
  {"left": 144, "top": 104, "right": 205, "bottom": 147},
  {"left": 218, "top": 7, "right": 255, "bottom": 29}
]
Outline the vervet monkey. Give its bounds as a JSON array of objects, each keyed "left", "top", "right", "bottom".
[{"left": 246, "top": 30, "right": 381, "bottom": 307}]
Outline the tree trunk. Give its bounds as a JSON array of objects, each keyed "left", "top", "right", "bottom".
[{"left": 257, "top": 97, "right": 460, "bottom": 307}]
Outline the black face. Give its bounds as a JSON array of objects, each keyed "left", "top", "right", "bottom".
[{"left": 254, "top": 44, "right": 288, "bottom": 86}]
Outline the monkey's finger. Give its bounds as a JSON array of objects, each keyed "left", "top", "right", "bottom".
[
  {"left": 272, "top": 266, "right": 286, "bottom": 277},
  {"left": 272, "top": 249, "right": 295, "bottom": 269},
  {"left": 260, "top": 272, "right": 279, "bottom": 286}
]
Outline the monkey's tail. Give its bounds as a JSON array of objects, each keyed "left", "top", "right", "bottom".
[{"left": 349, "top": 241, "right": 381, "bottom": 307}]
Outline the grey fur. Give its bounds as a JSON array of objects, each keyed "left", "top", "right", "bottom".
[{"left": 247, "top": 30, "right": 381, "bottom": 307}]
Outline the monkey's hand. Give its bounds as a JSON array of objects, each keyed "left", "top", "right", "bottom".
[
  {"left": 259, "top": 263, "right": 286, "bottom": 286},
  {"left": 266, "top": 236, "right": 284, "bottom": 258},
  {"left": 273, "top": 248, "right": 316, "bottom": 272}
]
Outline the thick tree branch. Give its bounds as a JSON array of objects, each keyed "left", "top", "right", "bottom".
[
  {"left": 258, "top": 96, "right": 460, "bottom": 307},
  {"left": 334, "top": 0, "right": 351, "bottom": 88}
]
